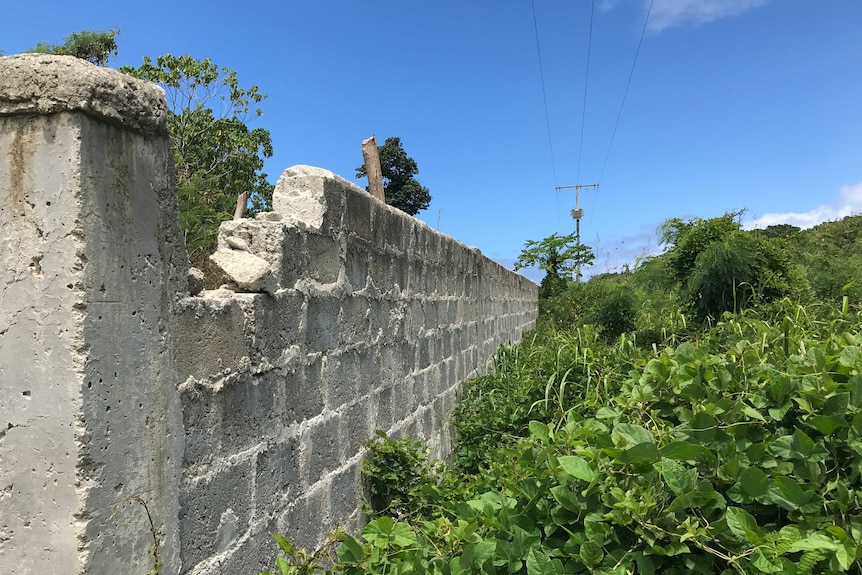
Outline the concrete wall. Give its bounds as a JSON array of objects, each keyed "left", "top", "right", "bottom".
[
  {"left": 0, "top": 55, "right": 189, "bottom": 574},
  {"left": 0, "top": 54, "right": 538, "bottom": 575}
]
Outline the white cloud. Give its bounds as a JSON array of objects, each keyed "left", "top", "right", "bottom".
[
  {"left": 647, "top": 0, "right": 768, "bottom": 32},
  {"left": 745, "top": 183, "right": 862, "bottom": 230}
]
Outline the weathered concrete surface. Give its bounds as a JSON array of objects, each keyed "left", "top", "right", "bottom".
[
  {"left": 174, "top": 166, "right": 538, "bottom": 574},
  {"left": 0, "top": 53, "right": 168, "bottom": 135},
  {"left": 0, "top": 53, "right": 538, "bottom": 575},
  {"left": 0, "top": 54, "right": 187, "bottom": 574}
]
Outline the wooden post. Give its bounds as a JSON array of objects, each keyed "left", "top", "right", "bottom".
[
  {"left": 233, "top": 191, "right": 249, "bottom": 220},
  {"left": 361, "top": 135, "right": 385, "bottom": 202}
]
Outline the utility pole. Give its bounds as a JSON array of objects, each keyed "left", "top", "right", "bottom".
[{"left": 555, "top": 183, "right": 599, "bottom": 282}]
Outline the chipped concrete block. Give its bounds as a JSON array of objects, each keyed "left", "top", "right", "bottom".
[
  {"left": 210, "top": 249, "right": 278, "bottom": 294},
  {"left": 188, "top": 267, "right": 205, "bottom": 296}
]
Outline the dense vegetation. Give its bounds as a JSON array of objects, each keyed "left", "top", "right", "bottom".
[{"left": 258, "top": 214, "right": 861, "bottom": 575}]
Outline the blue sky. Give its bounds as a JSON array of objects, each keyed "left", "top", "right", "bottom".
[{"left": 3, "top": 1, "right": 860, "bottom": 282}]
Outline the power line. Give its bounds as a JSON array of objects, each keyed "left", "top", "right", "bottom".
[
  {"left": 598, "top": 0, "right": 654, "bottom": 184},
  {"left": 576, "top": 0, "right": 596, "bottom": 184},
  {"left": 531, "top": 0, "right": 563, "bottom": 231},
  {"left": 531, "top": 0, "right": 558, "bottom": 189}
]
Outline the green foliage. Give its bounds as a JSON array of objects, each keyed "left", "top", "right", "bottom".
[
  {"left": 789, "top": 215, "right": 862, "bottom": 304},
  {"left": 29, "top": 28, "right": 119, "bottom": 66},
  {"left": 257, "top": 213, "right": 862, "bottom": 575},
  {"left": 362, "top": 432, "right": 436, "bottom": 517},
  {"left": 356, "top": 137, "right": 431, "bottom": 215},
  {"left": 261, "top": 300, "right": 862, "bottom": 575},
  {"left": 515, "top": 233, "right": 595, "bottom": 298},
  {"left": 120, "top": 55, "right": 274, "bottom": 265}
]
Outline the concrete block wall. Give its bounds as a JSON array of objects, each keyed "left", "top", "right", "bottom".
[
  {"left": 0, "top": 54, "right": 538, "bottom": 575},
  {"left": 173, "top": 165, "right": 538, "bottom": 574}
]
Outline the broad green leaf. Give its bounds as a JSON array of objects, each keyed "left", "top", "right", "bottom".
[
  {"left": 391, "top": 523, "right": 417, "bottom": 547},
  {"left": 836, "top": 539, "right": 857, "bottom": 570},
  {"left": 689, "top": 411, "right": 717, "bottom": 441},
  {"left": 787, "top": 533, "right": 839, "bottom": 553},
  {"left": 823, "top": 392, "right": 850, "bottom": 416},
  {"left": 558, "top": 456, "right": 597, "bottom": 482},
  {"left": 617, "top": 442, "right": 660, "bottom": 464},
  {"left": 634, "top": 553, "right": 655, "bottom": 575},
  {"left": 275, "top": 556, "right": 291, "bottom": 575},
  {"left": 661, "top": 458, "right": 697, "bottom": 497},
  {"left": 550, "top": 485, "right": 582, "bottom": 513},
  {"left": 529, "top": 420, "right": 551, "bottom": 444},
  {"left": 612, "top": 423, "right": 655, "bottom": 447},
  {"left": 595, "top": 407, "right": 619, "bottom": 420},
  {"left": 526, "top": 549, "right": 563, "bottom": 575},
  {"left": 808, "top": 415, "right": 846, "bottom": 435},
  {"left": 272, "top": 533, "right": 294, "bottom": 555},
  {"left": 838, "top": 346, "right": 861, "bottom": 368},
  {"left": 661, "top": 441, "right": 703, "bottom": 461},
  {"left": 741, "top": 404, "right": 766, "bottom": 422},
  {"left": 750, "top": 549, "right": 783, "bottom": 573},
  {"left": 460, "top": 541, "right": 496, "bottom": 570},
  {"left": 579, "top": 541, "right": 603, "bottom": 568},
  {"left": 725, "top": 507, "right": 765, "bottom": 544},
  {"left": 764, "top": 476, "right": 805, "bottom": 510},
  {"left": 737, "top": 466, "right": 769, "bottom": 497},
  {"left": 336, "top": 534, "right": 365, "bottom": 563}
]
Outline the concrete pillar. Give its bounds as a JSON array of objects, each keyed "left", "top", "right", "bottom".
[{"left": 0, "top": 54, "right": 188, "bottom": 574}]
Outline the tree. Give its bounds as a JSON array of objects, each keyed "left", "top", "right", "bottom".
[
  {"left": 660, "top": 213, "right": 801, "bottom": 321},
  {"left": 120, "top": 55, "right": 274, "bottom": 266},
  {"left": 515, "top": 232, "right": 595, "bottom": 298},
  {"left": 356, "top": 137, "right": 431, "bottom": 215},
  {"left": 30, "top": 28, "right": 119, "bottom": 66}
]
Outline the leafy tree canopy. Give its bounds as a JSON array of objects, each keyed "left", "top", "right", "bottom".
[
  {"left": 515, "top": 232, "right": 595, "bottom": 297},
  {"left": 120, "top": 55, "right": 274, "bottom": 265},
  {"left": 29, "top": 28, "right": 119, "bottom": 66},
  {"left": 356, "top": 137, "right": 431, "bottom": 215}
]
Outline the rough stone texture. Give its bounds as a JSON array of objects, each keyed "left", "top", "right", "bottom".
[
  {"left": 209, "top": 249, "right": 278, "bottom": 293},
  {"left": 0, "top": 53, "right": 169, "bottom": 135},
  {"left": 0, "top": 54, "right": 538, "bottom": 575},
  {"left": 0, "top": 55, "right": 187, "bottom": 574},
  {"left": 172, "top": 166, "right": 538, "bottom": 574}
]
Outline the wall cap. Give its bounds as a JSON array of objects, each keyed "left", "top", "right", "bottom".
[{"left": 0, "top": 53, "right": 168, "bottom": 135}]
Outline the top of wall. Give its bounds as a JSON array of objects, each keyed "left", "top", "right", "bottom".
[{"left": 0, "top": 53, "right": 168, "bottom": 135}]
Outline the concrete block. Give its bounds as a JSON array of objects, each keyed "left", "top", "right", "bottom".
[
  {"left": 324, "top": 351, "right": 358, "bottom": 410},
  {"left": 273, "top": 165, "right": 360, "bottom": 232},
  {"left": 305, "top": 413, "right": 343, "bottom": 480},
  {"left": 356, "top": 346, "right": 381, "bottom": 398},
  {"left": 306, "top": 232, "right": 341, "bottom": 285},
  {"left": 210, "top": 249, "right": 279, "bottom": 294},
  {"left": 373, "top": 386, "right": 394, "bottom": 431},
  {"left": 342, "top": 397, "right": 373, "bottom": 457},
  {"left": 329, "top": 465, "right": 362, "bottom": 531},
  {"left": 210, "top": 514, "right": 278, "bottom": 575},
  {"left": 276, "top": 489, "right": 329, "bottom": 553},
  {"left": 383, "top": 211, "right": 406, "bottom": 253},
  {"left": 306, "top": 295, "right": 340, "bottom": 352},
  {"left": 179, "top": 457, "right": 254, "bottom": 570},
  {"left": 344, "top": 241, "right": 369, "bottom": 292},
  {"left": 215, "top": 375, "right": 279, "bottom": 457},
  {"left": 340, "top": 294, "right": 370, "bottom": 346},
  {"left": 252, "top": 290, "right": 304, "bottom": 363},
  {"left": 255, "top": 438, "right": 301, "bottom": 515},
  {"left": 173, "top": 292, "right": 253, "bottom": 381},
  {"left": 371, "top": 201, "right": 387, "bottom": 247},
  {"left": 345, "top": 187, "right": 371, "bottom": 241},
  {"left": 321, "top": 180, "right": 346, "bottom": 235},
  {"left": 369, "top": 251, "right": 391, "bottom": 293},
  {"left": 289, "top": 358, "right": 326, "bottom": 425}
]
